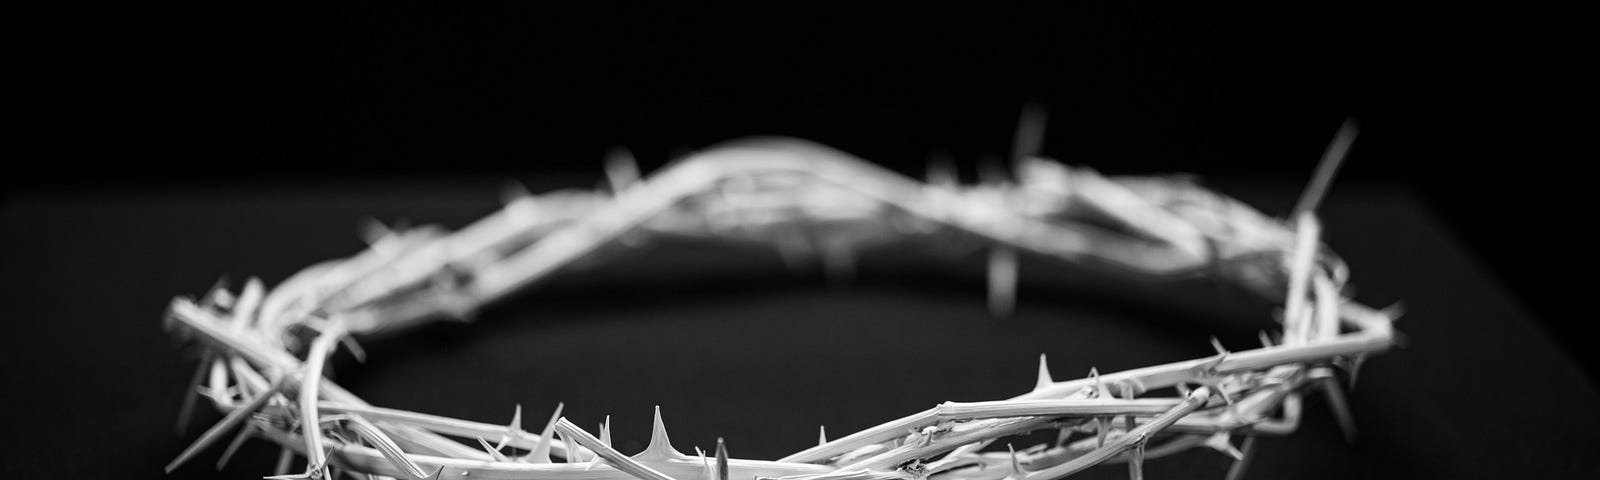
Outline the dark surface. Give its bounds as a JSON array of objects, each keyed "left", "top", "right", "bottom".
[
  {"left": 19, "top": 3, "right": 1595, "bottom": 376},
  {"left": 7, "top": 3, "right": 1596, "bottom": 478},
  {"left": 3, "top": 176, "right": 1597, "bottom": 479}
]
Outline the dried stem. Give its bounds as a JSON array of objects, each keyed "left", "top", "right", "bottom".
[{"left": 164, "top": 131, "right": 1394, "bottom": 479}]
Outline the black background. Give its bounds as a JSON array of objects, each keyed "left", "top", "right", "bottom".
[{"left": 5, "top": 2, "right": 1597, "bottom": 478}]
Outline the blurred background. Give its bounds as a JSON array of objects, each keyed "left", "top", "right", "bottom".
[
  {"left": 4, "top": 3, "right": 1595, "bottom": 478},
  {"left": 15, "top": 4, "right": 1593, "bottom": 358}
]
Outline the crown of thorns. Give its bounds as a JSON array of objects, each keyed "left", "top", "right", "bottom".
[{"left": 163, "top": 121, "right": 1396, "bottom": 480}]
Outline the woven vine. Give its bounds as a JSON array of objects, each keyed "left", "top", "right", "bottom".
[{"left": 164, "top": 124, "right": 1395, "bottom": 480}]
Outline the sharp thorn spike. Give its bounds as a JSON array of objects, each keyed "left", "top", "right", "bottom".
[
  {"left": 978, "top": 158, "right": 1010, "bottom": 186},
  {"left": 1340, "top": 354, "right": 1369, "bottom": 389},
  {"left": 175, "top": 352, "right": 213, "bottom": 434},
  {"left": 1011, "top": 102, "right": 1049, "bottom": 163},
  {"left": 1127, "top": 440, "right": 1146, "bottom": 480},
  {"left": 601, "top": 416, "right": 613, "bottom": 447},
  {"left": 1224, "top": 436, "right": 1259, "bottom": 480},
  {"left": 529, "top": 402, "right": 564, "bottom": 463},
  {"left": 605, "top": 147, "right": 642, "bottom": 194},
  {"left": 1379, "top": 301, "right": 1406, "bottom": 324},
  {"left": 1007, "top": 443, "right": 1022, "bottom": 476},
  {"left": 715, "top": 438, "right": 729, "bottom": 480},
  {"left": 499, "top": 180, "right": 532, "bottom": 205},
  {"left": 1291, "top": 117, "right": 1359, "bottom": 218},
  {"left": 496, "top": 404, "right": 523, "bottom": 451},
  {"left": 927, "top": 154, "right": 958, "bottom": 187},
  {"left": 1034, "top": 354, "right": 1053, "bottom": 391},
  {"left": 214, "top": 423, "right": 256, "bottom": 470},
  {"left": 358, "top": 218, "right": 394, "bottom": 247},
  {"left": 1321, "top": 378, "right": 1359, "bottom": 443},
  {"left": 698, "top": 447, "right": 715, "bottom": 480},
  {"left": 555, "top": 428, "right": 577, "bottom": 464},
  {"left": 818, "top": 425, "right": 828, "bottom": 446},
  {"left": 199, "top": 275, "right": 232, "bottom": 309},
  {"left": 1204, "top": 433, "right": 1244, "bottom": 461},
  {"left": 164, "top": 375, "right": 288, "bottom": 474},
  {"left": 1089, "top": 368, "right": 1111, "bottom": 399},
  {"left": 1095, "top": 417, "right": 1109, "bottom": 447},
  {"left": 478, "top": 437, "right": 510, "bottom": 462},
  {"left": 638, "top": 405, "right": 686, "bottom": 460},
  {"left": 339, "top": 335, "right": 367, "bottom": 363}
]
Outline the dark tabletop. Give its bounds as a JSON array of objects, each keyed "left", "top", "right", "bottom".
[{"left": 3, "top": 175, "right": 1595, "bottom": 479}]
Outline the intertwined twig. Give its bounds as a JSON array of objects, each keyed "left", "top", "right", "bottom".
[{"left": 163, "top": 123, "right": 1395, "bottom": 480}]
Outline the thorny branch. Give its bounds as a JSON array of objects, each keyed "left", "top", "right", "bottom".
[{"left": 163, "top": 122, "right": 1396, "bottom": 480}]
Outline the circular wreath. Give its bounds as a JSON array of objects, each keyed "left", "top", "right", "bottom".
[{"left": 163, "top": 130, "right": 1396, "bottom": 480}]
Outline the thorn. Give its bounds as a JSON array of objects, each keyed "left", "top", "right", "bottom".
[
  {"left": 1095, "top": 416, "right": 1109, "bottom": 448},
  {"left": 1320, "top": 377, "right": 1359, "bottom": 443},
  {"left": 1203, "top": 433, "right": 1244, "bottom": 461},
  {"left": 715, "top": 438, "right": 729, "bottom": 480},
  {"left": 1127, "top": 439, "right": 1145, "bottom": 480},
  {"left": 198, "top": 276, "right": 231, "bottom": 309},
  {"left": 1054, "top": 424, "right": 1071, "bottom": 446},
  {"left": 1034, "top": 354, "right": 1053, "bottom": 391},
  {"left": 1258, "top": 330, "right": 1275, "bottom": 348},
  {"left": 262, "top": 445, "right": 336, "bottom": 479},
  {"left": 208, "top": 285, "right": 236, "bottom": 311},
  {"left": 1224, "top": 436, "right": 1258, "bottom": 480},
  {"left": 1291, "top": 117, "right": 1359, "bottom": 218},
  {"left": 1006, "top": 443, "right": 1022, "bottom": 477},
  {"left": 557, "top": 428, "right": 579, "bottom": 463},
  {"left": 339, "top": 336, "right": 366, "bottom": 363},
  {"left": 1011, "top": 101, "right": 1049, "bottom": 164},
  {"left": 604, "top": 147, "right": 642, "bottom": 194},
  {"left": 528, "top": 402, "right": 564, "bottom": 463},
  {"left": 988, "top": 247, "right": 1019, "bottom": 318},
  {"left": 1197, "top": 346, "right": 1230, "bottom": 374},
  {"left": 164, "top": 375, "right": 288, "bottom": 474},
  {"left": 601, "top": 416, "right": 613, "bottom": 447},
  {"left": 478, "top": 437, "right": 510, "bottom": 462},
  {"left": 1210, "top": 337, "right": 1229, "bottom": 356},
  {"left": 1119, "top": 382, "right": 1138, "bottom": 434},
  {"left": 495, "top": 404, "right": 523, "bottom": 451},
  {"left": 637, "top": 405, "right": 686, "bottom": 460},
  {"left": 978, "top": 157, "right": 1010, "bottom": 185},
  {"left": 818, "top": 425, "right": 828, "bottom": 446},
  {"left": 214, "top": 423, "right": 256, "bottom": 470},
  {"left": 1380, "top": 301, "right": 1406, "bottom": 322},
  {"left": 358, "top": 218, "right": 394, "bottom": 247},
  {"left": 927, "top": 154, "right": 958, "bottom": 187},
  {"left": 176, "top": 352, "right": 213, "bottom": 434},
  {"left": 1335, "top": 354, "right": 1369, "bottom": 389},
  {"left": 1089, "top": 368, "right": 1111, "bottom": 399},
  {"left": 499, "top": 180, "right": 532, "bottom": 205},
  {"left": 698, "top": 447, "right": 715, "bottom": 480}
]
